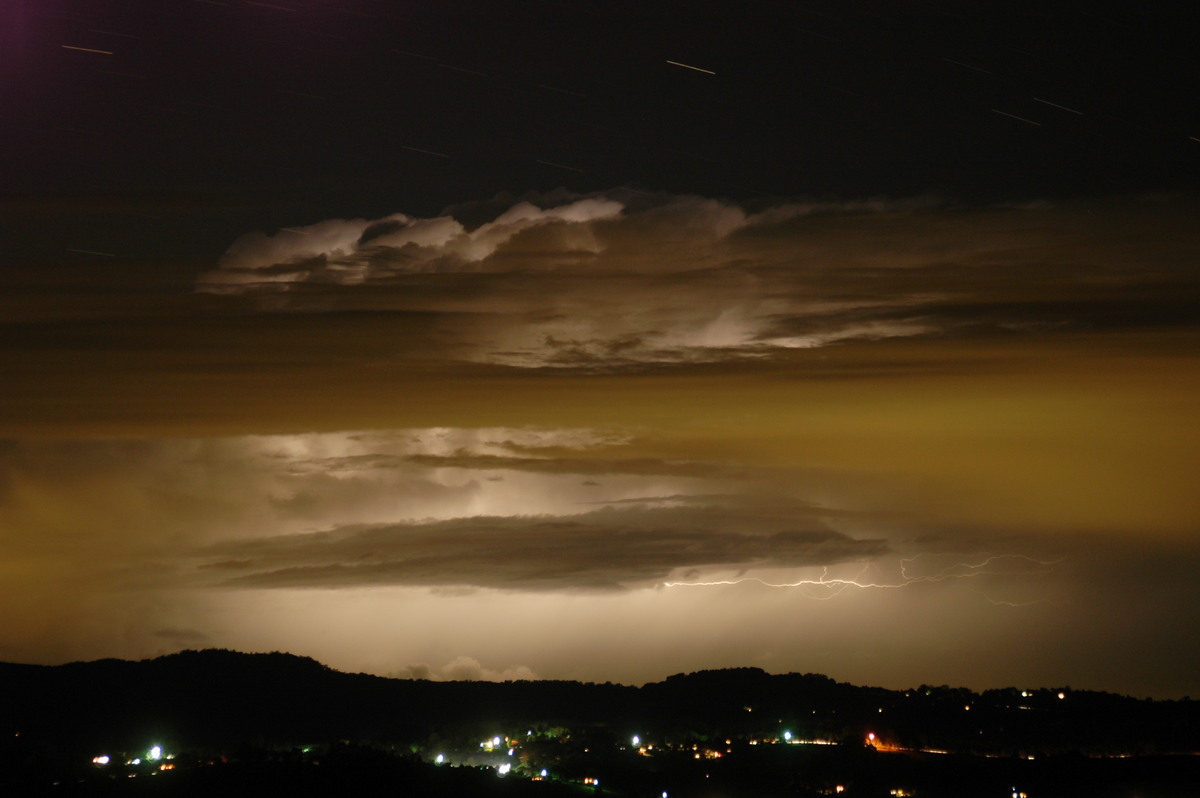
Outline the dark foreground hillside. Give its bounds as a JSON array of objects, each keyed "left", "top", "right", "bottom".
[{"left": 2, "top": 650, "right": 1197, "bottom": 797}]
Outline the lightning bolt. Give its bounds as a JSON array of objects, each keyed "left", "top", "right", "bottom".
[{"left": 662, "top": 553, "right": 1063, "bottom": 601}]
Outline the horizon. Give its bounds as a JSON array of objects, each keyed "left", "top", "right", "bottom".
[
  {"left": 9, "top": 646, "right": 1176, "bottom": 702},
  {"left": 6, "top": 645, "right": 1193, "bottom": 702},
  {"left": 3, "top": 1, "right": 1198, "bottom": 702}
]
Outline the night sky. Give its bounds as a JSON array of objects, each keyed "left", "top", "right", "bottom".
[{"left": 3, "top": 0, "right": 1199, "bottom": 697}]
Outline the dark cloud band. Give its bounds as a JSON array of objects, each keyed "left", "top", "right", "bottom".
[{"left": 201, "top": 508, "right": 889, "bottom": 592}]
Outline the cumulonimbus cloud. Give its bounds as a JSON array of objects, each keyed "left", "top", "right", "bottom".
[
  {"left": 196, "top": 192, "right": 1200, "bottom": 369},
  {"left": 202, "top": 196, "right": 625, "bottom": 288}
]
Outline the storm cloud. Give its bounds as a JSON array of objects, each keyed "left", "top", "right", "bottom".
[
  {"left": 3, "top": 191, "right": 1199, "bottom": 697},
  {"left": 201, "top": 511, "right": 887, "bottom": 592},
  {"left": 195, "top": 193, "right": 1200, "bottom": 369}
]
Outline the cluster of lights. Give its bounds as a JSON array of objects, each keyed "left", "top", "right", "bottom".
[
  {"left": 480, "top": 735, "right": 508, "bottom": 752},
  {"left": 91, "top": 745, "right": 174, "bottom": 773},
  {"left": 631, "top": 733, "right": 659, "bottom": 756},
  {"left": 76, "top": 725, "right": 1074, "bottom": 796},
  {"left": 752, "top": 732, "right": 837, "bottom": 747}
]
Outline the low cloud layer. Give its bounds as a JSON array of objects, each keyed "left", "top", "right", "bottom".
[
  {"left": 0, "top": 427, "right": 886, "bottom": 595},
  {"left": 200, "top": 507, "right": 887, "bottom": 592},
  {"left": 2, "top": 419, "right": 1197, "bottom": 695}
]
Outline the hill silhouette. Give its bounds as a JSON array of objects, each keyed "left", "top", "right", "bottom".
[
  {"left": 3, "top": 649, "right": 1197, "bottom": 755},
  {"left": 2, "top": 650, "right": 1197, "bottom": 796}
]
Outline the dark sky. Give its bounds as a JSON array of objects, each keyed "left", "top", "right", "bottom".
[
  {"left": 5, "top": 0, "right": 1199, "bottom": 264},
  {"left": 2, "top": 1, "right": 1199, "bottom": 697}
]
